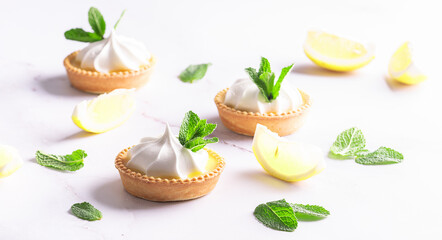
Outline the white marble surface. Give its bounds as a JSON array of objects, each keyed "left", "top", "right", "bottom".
[{"left": 1, "top": 0, "right": 441, "bottom": 239}]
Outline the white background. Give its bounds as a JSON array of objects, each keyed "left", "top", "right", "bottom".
[{"left": 1, "top": 0, "right": 441, "bottom": 239}]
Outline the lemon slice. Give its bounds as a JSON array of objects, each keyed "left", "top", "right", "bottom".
[
  {"left": 72, "top": 89, "right": 136, "bottom": 133},
  {"left": 304, "top": 30, "right": 375, "bottom": 72},
  {"left": 388, "top": 42, "right": 427, "bottom": 85},
  {"left": 252, "top": 124, "right": 325, "bottom": 182},
  {"left": 0, "top": 145, "right": 23, "bottom": 178}
]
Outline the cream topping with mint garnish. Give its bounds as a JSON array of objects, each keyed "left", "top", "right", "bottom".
[
  {"left": 224, "top": 78, "right": 303, "bottom": 114},
  {"left": 224, "top": 57, "right": 303, "bottom": 114},
  {"left": 127, "top": 124, "right": 208, "bottom": 179},
  {"left": 127, "top": 110, "right": 219, "bottom": 179},
  {"left": 76, "top": 30, "right": 151, "bottom": 73}
]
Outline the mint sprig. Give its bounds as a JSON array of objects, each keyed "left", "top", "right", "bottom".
[
  {"left": 178, "top": 111, "right": 218, "bottom": 152},
  {"left": 35, "top": 150, "right": 87, "bottom": 171},
  {"left": 245, "top": 57, "right": 294, "bottom": 102},
  {"left": 65, "top": 7, "right": 126, "bottom": 42},
  {"left": 71, "top": 202, "right": 102, "bottom": 221},
  {"left": 179, "top": 63, "right": 212, "bottom": 83},
  {"left": 329, "top": 127, "right": 404, "bottom": 165},
  {"left": 254, "top": 199, "right": 329, "bottom": 232}
]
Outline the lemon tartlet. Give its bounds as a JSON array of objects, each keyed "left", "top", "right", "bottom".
[
  {"left": 215, "top": 57, "right": 311, "bottom": 136},
  {"left": 115, "top": 147, "right": 225, "bottom": 202},
  {"left": 215, "top": 88, "right": 311, "bottom": 136},
  {"left": 115, "top": 112, "right": 225, "bottom": 202},
  {"left": 64, "top": 8, "right": 155, "bottom": 94}
]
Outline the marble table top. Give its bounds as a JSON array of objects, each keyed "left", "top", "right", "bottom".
[{"left": 0, "top": 0, "right": 441, "bottom": 239}]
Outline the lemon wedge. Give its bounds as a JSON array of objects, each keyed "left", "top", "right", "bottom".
[
  {"left": 388, "top": 42, "right": 427, "bottom": 85},
  {"left": 252, "top": 124, "right": 325, "bottom": 182},
  {"left": 304, "top": 30, "right": 375, "bottom": 72},
  {"left": 72, "top": 89, "right": 136, "bottom": 133},
  {"left": 0, "top": 145, "right": 23, "bottom": 178}
]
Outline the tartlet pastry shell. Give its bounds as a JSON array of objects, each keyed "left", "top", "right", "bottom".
[
  {"left": 63, "top": 51, "right": 156, "bottom": 94},
  {"left": 115, "top": 147, "right": 226, "bottom": 202},
  {"left": 214, "top": 88, "right": 312, "bottom": 136}
]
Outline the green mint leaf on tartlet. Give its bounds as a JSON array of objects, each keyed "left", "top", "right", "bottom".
[
  {"left": 329, "top": 127, "right": 366, "bottom": 158},
  {"left": 88, "top": 7, "right": 106, "bottom": 37},
  {"left": 259, "top": 72, "right": 276, "bottom": 100},
  {"left": 35, "top": 150, "right": 87, "bottom": 171},
  {"left": 184, "top": 137, "right": 219, "bottom": 152},
  {"left": 245, "top": 57, "right": 294, "bottom": 102},
  {"left": 254, "top": 199, "right": 298, "bottom": 232},
  {"left": 64, "top": 28, "right": 103, "bottom": 42},
  {"left": 114, "top": 9, "right": 127, "bottom": 30},
  {"left": 290, "top": 203, "right": 330, "bottom": 221},
  {"left": 178, "top": 111, "right": 218, "bottom": 152},
  {"left": 274, "top": 64, "right": 294, "bottom": 99},
  {"left": 71, "top": 202, "right": 102, "bottom": 221},
  {"left": 258, "top": 56, "right": 271, "bottom": 74},
  {"left": 355, "top": 147, "right": 404, "bottom": 165},
  {"left": 65, "top": 7, "right": 108, "bottom": 42},
  {"left": 179, "top": 63, "right": 212, "bottom": 83}
]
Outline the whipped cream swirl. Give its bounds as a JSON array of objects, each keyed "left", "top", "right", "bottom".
[
  {"left": 126, "top": 124, "right": 209, "bottom": 179},
  {"left": 224, "top": 78, "right": 303, "bottom": 114},
  {"left": 76, "top": 30, "right": 151, "bottom": 73}
]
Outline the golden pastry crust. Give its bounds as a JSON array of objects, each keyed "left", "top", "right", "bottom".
[
  {"left": 115, "top": 147, "right": 225, "bottom": 202},
  {"left": 63, "top": 51, "right": 156, "bottom": 94},
  {"left": 214, "top": 88, "right": 312, "bottom": 136}
]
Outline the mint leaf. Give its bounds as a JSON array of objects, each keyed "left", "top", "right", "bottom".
[
  {"left": 71, "top": 202, "right": 102, "bottom": 221},
  {"left": 254, "top": 199, "right": 298, "bottom": 232},
  {"left": 273, "top": 64, "right": 294, "bottom": 99},
  {"left": 179, "top": 63, "right": 211, "bottom": 83},
  {"left": 245, "top": 57, "right": 294, "bottom": 102},
  {"left": 246, "top": 67, "right": 268, "bottom": 101},
  {"left": 88, "top": 7, "right": 106, "bottom": 37},
  {"left": 194, "top": 119, "right": 217, "bottom": 139},
  {"left": 355, "top": 149, "right": 370, "bottom": 157},
  {"left": 329, "top": 128, "right": 404, "bottom": 165},
  {"left": 258, "top": 57, "right": 271, "bottom": 76},
  {"left": 35, "top": 150, "right": 86, "bottom": 171},
  {"left": 259, "top": 72, "right": 276, "bottom": 102},
  {"left": 330, "top": 127, "right": 366, "bottom": 158},
  {"left": 290, "top": 204, "right": 330, "bottom": 221},
  {"left": 114, "top": 9, "right": 126, "bottom": 29},
  {"left": 178, "top": 111, "right": 218, "bottom": 152},
  {"left": 64, "top": 7, "right": 107, "bottom": 42},
  {"left": 355, "top": 147, "right": 403, "bottom": 165},
  {"left": 178, "top": 111, "right": 201, "bottom": 145},
  {"left": 64, "top": 28, "right": 103, "bottom": 42},
  {"left": 245, "top": 67, "right": 259, "bottom": 83},
  {"left": 184, "top": 137, "right": 219, "bottom": 152}
]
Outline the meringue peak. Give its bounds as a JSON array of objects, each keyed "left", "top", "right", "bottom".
[{"left": 127, "top": 124, "right": 208, "bottom": 179}]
